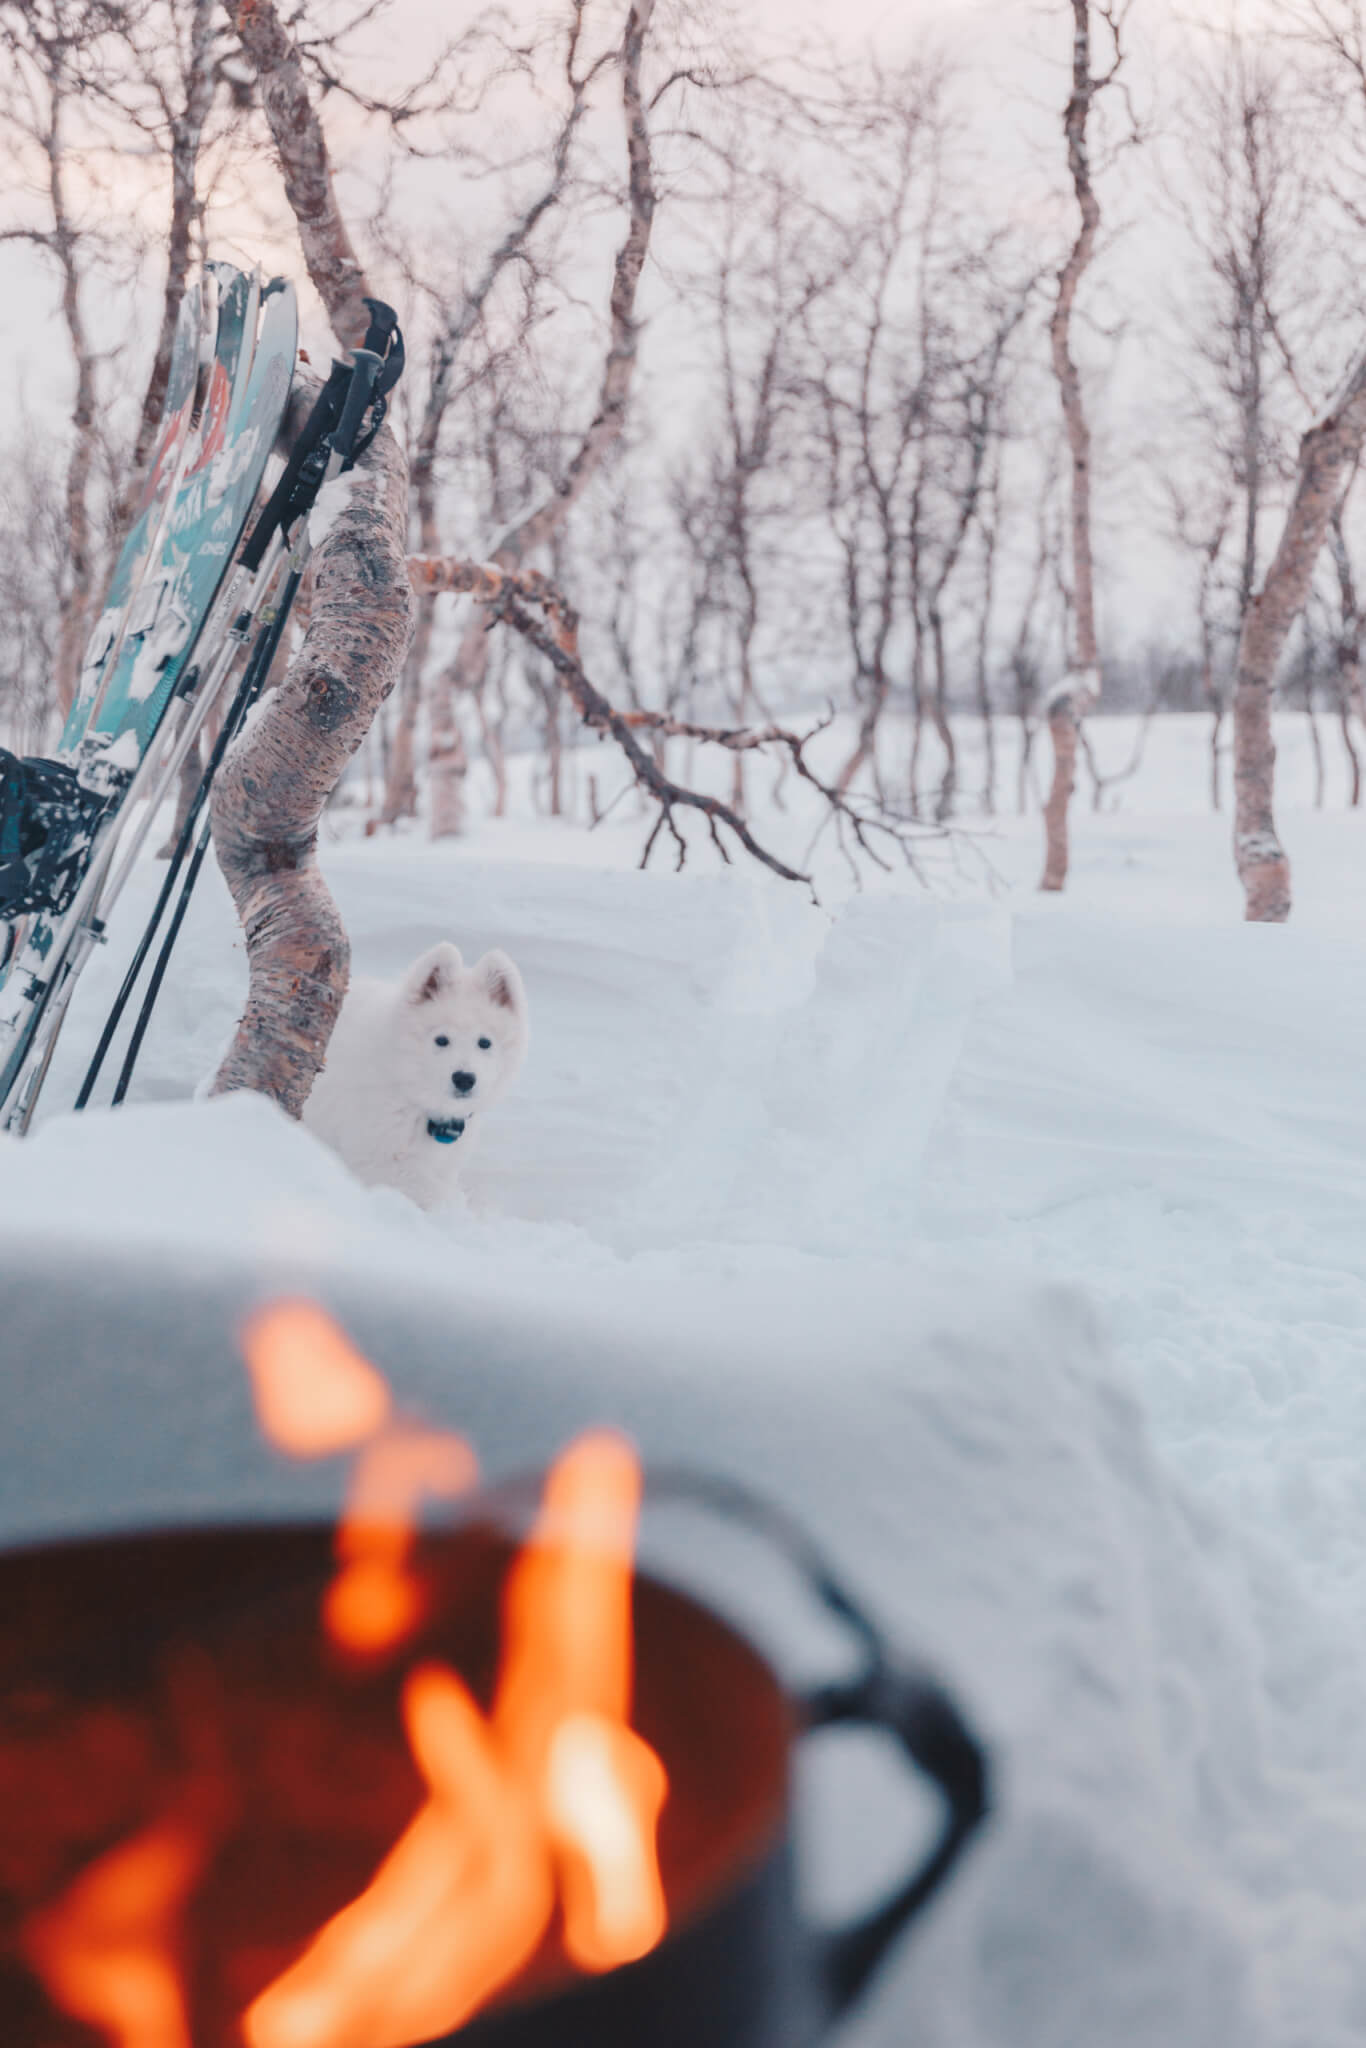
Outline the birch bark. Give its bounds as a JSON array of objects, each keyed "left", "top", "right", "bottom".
[
  {"left": 209, "top": 421, "right": 413, "bottom": 1112},
  {"left": 1042, "top": 0, "right": 1106, "bottom": 890},
  {"left": 229, "top": 0, "right": 372, "bottom": 347},
  {"left": 1233, "top": 349, "right": 1366, "bottom": 919},
  {"left": 211, "top": 2, "right": 410, "bottom": 1108}
]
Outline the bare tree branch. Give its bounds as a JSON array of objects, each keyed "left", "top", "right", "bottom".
[{"left": 117, "top": 0, "right": 217, "bottom": 526}]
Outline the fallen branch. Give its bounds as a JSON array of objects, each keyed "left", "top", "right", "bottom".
[
  {"left": 406, "top": 552, "right": 945, "bottom": 887},
  {"left": 406, "top": 555, "right": 579, "bottom": 653}
]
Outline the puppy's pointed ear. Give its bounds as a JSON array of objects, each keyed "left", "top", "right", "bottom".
[
  {"left": 403, "top": 941, "right": 463, "bottom": 1005},
  {"left": 473, "top": 949, "right": 524, "bottom": 1015}
]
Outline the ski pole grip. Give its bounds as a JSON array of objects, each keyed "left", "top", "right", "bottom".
[
  {"left": 361, "top": 297, "right": 398, "bottom": 357},
  {"left": 329, "top": 349, "right": 384, "bottom": 473},
  {"left": 360, "top": 297, "right": 405, "bottom": 398}
]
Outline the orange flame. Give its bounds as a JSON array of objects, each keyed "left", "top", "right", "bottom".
[
  {"left": 494, "top": 1431, "right": 669, "bottom": 1969},
  {"left": 241, "top": 1301, "right": 478, "bottom": 1655},
  {"left": 545, "top": 1713, "right": 669, "bottom": 1972},
  {"left": 240, "top": 1300, "right": 391, "bottom": 1458},
  {"left": 21, "top": 1818, "right": 207, "bottom": 2048},
  {"left": 243, "top": 1665, "right": 553, "bottom": 2048},
  {"left": 246, "top": 1431, "right": 670, "bottom": 2045},
  {"left": 325, "top": 1424, "right": 479, "bottom": 1655}
]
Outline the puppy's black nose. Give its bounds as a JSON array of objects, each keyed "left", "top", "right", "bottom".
[{"left": 451, "top": 1071, "right": 476, "bottom": 1095}]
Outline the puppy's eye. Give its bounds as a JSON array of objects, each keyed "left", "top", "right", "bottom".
[
  {"left": 434, "top": 1034, "right": 449, "bottom": 1048},
  {"left": 477, "top": 1037, "right": 492, "bottom": 1051}
]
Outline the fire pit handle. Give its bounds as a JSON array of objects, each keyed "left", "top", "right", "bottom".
[
  {"left": 645, "top": 1468, "right": 991, "bottom": 2021},
  {"left": 802, "top": 1658, "right": 990, "bottom": 2017}
]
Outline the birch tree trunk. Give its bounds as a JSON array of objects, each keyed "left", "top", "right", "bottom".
[
  {"left": 381, "top": 433, "right": 438, "bottom": 827},
  {"left": 211, "top": 4, "right": 407, "bottom": 1111},
  {"left": 976, "top": 488, "right": 999, "bottom": 814},
  {"left": 1233, "top": 347, "right": 1366, "bottom": 920},
  {"left": 427, "top": 0, "right": 657, "bottom": 839},
  {"left": 229, "top": 0, "right": 372, "bottom": 348},
  {"left": 1042, "top": 0, "right": 1106, "bottom": 891},
  {"left": 379, "top": 40, "right": 593, "bottom": 828},
  {"left": 209, "top": 421, "right": 413, "bottom": 1112},
  {"left": 1330, "top": 504, "right": 1363, "bottom": 807}
]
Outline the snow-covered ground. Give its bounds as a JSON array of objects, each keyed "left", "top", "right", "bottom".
[{"left": 4, "top": 711, "right": 1366, "bottom": 2046}]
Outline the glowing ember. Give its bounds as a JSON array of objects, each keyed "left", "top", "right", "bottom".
[
  {"left": 21, "top": 1818, "right": 207, "bottom": 2048},
  {"left": 240, "top": 1299, "right": 391, "bottom": 1457}
]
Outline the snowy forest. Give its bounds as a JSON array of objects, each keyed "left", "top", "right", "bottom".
[
  {"left": 7, "top": 0, "right": 1366, "bottom": 916},
  {"left": 8, "top": 7, "right": 1366, "bottom": 2048}
]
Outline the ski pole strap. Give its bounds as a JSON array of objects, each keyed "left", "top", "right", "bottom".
[
  {"left": 330, "top": 348, "right": 385, "bottom": 473},
  {"left": 339, "top": 298, "right": 404, "bottom": 467}
]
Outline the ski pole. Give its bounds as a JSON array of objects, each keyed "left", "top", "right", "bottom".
[
  {"left": 106, "top": 566, "right": 303, "bottom": 1107},
  {"left": 73, "top": 565, "right": 300, "bottom": 1110},
  {"left": 100, "top": 306, "right": 404, "bottom": 1108}
]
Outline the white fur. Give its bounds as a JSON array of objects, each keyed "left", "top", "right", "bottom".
[{"left": 301, "top": 942, "right": 528, "bottom": 1210}]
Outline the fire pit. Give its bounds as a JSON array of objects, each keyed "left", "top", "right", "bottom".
[
  {"left": 0, "top": 1295, "right": 989, "bottom": 2045},
  {"left": 0, "top": 1478, "right": 986, "bottom": 2047}
]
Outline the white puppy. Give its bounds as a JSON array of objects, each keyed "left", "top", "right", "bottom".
[{"left": 301, "top": 941, "right": 528, "bottom": 1209}]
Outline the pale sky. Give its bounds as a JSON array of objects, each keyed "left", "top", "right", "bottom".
[{"left": 0, "top": 0, "right": 1337, "bottom": 653}]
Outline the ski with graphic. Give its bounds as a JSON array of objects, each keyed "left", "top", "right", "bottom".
[
  {"left": 0, "top": 278, "right": 213, "bottom": 984},
  {"left": 0, "top": 278, "right": 213, "bottom": 1013},
  {"left": 60, "top": 274, "right": 212, "bottom": 751},
  {"left": 0, "top": 266, "right": 299, "bottom": 1119},
  {"left": 76, "top": 265, "right": 281, "bottom": 766}
]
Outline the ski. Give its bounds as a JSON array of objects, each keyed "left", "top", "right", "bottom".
[
  {"left": 0, "top": 265, "right": 300, "bottom": 1126},
  {"left": 75, "top": 301, "right": 405, "bottom": 1114},
  {"left": 0, "top": 278, "right": 214, "bottom": 1005},
  {"left": 60, "top": 273, "right": 215, "bottom": 751}
]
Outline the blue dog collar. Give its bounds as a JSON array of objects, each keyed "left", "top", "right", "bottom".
[{"left": 426, "top": 1116, "right": 467, "bottom": 1145}]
